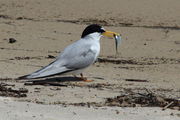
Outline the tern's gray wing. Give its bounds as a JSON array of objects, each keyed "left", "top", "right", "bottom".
[
  {"left": 60, "top": 41, "right": 96, "bottom": 69},
  {"left": 19, "top": 39, "right": 96, "bottom": 79}
]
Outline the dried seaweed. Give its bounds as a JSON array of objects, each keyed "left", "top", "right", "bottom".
[
  {"left": 0, "top": 83, "right": 28, "bottom": 97},
  {"left": 105, "top": 89, "right": 180, "bottom": 110}
]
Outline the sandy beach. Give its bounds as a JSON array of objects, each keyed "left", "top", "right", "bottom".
[{"left": 0, "top": 0, "right": 180, "bottom": 119}]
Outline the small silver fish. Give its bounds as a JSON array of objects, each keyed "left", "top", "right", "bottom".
[{"left": 114, "top": 34, "right": 122, "bottom": 53}]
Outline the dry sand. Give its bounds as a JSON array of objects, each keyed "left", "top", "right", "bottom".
[
  {"left": 1, "top": 97, "right": 180, "bottom": 120},
  {"left": 0, "top": 0, "right": 180, "bottom": 119}
]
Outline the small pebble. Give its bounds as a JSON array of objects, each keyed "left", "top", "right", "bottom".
[{"left": 9, "top": 38, "right": 17, "bottom": 43}]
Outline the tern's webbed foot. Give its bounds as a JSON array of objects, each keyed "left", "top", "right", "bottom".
[
  {"left": 74, "top": 73, "right": 94, "bottom": 82},
  {"left": 81, "top": 78, "right": 94, "bottom": 82}
]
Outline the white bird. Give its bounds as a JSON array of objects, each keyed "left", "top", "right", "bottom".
[{"left": 19, "top": 24, "right": 119, "bottom": 82}]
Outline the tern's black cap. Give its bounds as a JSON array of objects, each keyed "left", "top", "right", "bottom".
[{"left": 81, "top": 24, "right": 105, "bottom": 38}]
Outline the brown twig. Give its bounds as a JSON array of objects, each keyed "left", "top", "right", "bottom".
[
  {"left": 162, "top": 101, "right": 174, "bottom": 110},
  {"left": 125, "top": 79, "right": 149, "bottom": 82}
]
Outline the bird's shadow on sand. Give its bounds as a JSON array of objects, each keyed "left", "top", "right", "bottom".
[
  {"left": 24, "top": 76, "right": 104, "bottom": 86},
  {"left": 27, "top": 76, "right": 82, "bottom": 83}
]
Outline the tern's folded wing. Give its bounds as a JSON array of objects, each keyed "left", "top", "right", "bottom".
[
  {"left": 65, "top": 49, "right": 96, "bottom": 70},
  {"left": 59, "top": 40, "right": 97, "bottom": 70}
]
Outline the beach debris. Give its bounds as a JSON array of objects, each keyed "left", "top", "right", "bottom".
[
  {"left": 0, "top": 78, "right": 13, "bottom": 81},
  {"left": 125, "top": 79, "right": 149, "bottom": 82},
  {"left": 0, "top": 82, "right": 15, "bottom": 87},
  {"left": 97, "top": 57, "right": 179, "bottom": 65},
  {"left": 9, "top": 38, "right": 17, "bottom": 43},
  {"left": 0, "top": 82, "right": 28, "bottom": 97},
  {"left": 162, "top": 101, "right": 174, "bottom": 111},
  {"left": 0, "top": 15, "right": 10, "bottom": 19},
  {"left": 104, "top": 88, "right": 180, "bottom": 110}
]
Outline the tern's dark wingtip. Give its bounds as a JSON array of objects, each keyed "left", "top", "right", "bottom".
[{"left": 17, "top": 75, "right": 29, "bottom": 80}]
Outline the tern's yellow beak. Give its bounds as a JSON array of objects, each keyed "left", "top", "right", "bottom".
[{"left": 102, "top": 31, "right": 119, "bottom": 38}]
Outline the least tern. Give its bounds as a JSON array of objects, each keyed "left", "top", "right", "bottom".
[{"left": 19, "top": 24, "right": 119, "bottom": 81}]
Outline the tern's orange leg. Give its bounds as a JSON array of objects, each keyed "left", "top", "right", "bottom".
[
  {"left": 74, "top": 73, "right": 93, "bottom": 82},
  {"left": 80, "top": 73, "right": 94, "bottom": 82}
]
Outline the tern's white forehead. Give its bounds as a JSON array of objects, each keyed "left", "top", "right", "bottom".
[{"left": 101, "top": 27, "right": 105, "bottom": 31}]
